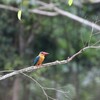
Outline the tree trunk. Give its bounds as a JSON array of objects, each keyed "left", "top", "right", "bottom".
[
  {"left": 19, "top": 24, "right": 25, "bottom": 57},
  {"left": 12, "top": 77, "right": 21, "bottom": 100},
  {"left": 70, "top": 64, "right": 80, "bottom": 100}
]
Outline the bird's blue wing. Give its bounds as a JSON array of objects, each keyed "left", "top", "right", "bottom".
[{"left": 33, "top": 56, "right": 40, "bottom": 65}]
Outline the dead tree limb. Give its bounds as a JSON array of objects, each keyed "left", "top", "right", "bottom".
[
  {"left": 0, "top": 46, "right": 100, "bottom": 81},
  {"left": 0, "top": 3, "right": 100, "bottom": 31}
]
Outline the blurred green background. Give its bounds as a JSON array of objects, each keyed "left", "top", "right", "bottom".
[{"left": 0, "top": 0, "right": 100, "bottom": 100}]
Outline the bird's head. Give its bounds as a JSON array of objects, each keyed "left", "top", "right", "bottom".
[{"left": 39, "top": 51, "right": 49, "bottom": 56}]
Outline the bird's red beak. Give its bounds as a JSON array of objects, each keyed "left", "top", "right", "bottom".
[{"left": 42, "top": 52, "right": 49, "bottom": 56}]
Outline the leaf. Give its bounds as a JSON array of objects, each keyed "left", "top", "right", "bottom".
[
  {"left": 17, "top": 10, "right": 22, "bottom": 20},
  {"left": 68, "top": 0, "right": 73, "bottom": 6}
]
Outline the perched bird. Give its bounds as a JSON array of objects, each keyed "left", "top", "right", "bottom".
[{"left": 33, "top": 51, "right": 49, "bottom": 66}]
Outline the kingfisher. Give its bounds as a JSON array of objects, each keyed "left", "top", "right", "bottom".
[{"left": 33, "top": 51, "right": 49, "bottom": 66}]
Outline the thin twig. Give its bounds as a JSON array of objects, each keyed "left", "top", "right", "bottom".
[
  {"left": 88, "top": 23, "right": 94, "bottom": 45},
  {"left": 93, "top": 31, "right": 100, "bottom": 36},
  {"left": 44, "top": 87, "right": 69, "bottom": 94},
  {"left": 92, "top": 40, "right": 100, "bottom": 46},
  {"left": 0, "top": 70, "right": 15, "bottom": 73},
  {"left": 21, "top": 72, "right": 71, "bottom": 100},
  {"left": 21, "top": 72, "right": 49, "bottom": 100}
]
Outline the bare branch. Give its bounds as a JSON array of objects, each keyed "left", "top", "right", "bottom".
[
  {"left": 22, "top": 73, "right": 49, "bottom": 100},
  {"left": 0, "top": 4, "right": 58, "bottom": 16},
  {"left": 34, "top": 1, "right": 100, "bottom": 31},
  {"left": 29, "top": 9, "right": 58, "bottom": 16},
  {"left": 0, "top": 46, "right": 100, "bottom": 81},
  {"left": 53, "top": 7, "right": 100, "bottom": 31},
  {"left": 44, "top": 87, "right": 69, "bottom": 94},
  {"left": 0, "top": 4, "right": 18, "bottom": 11},
  {"left": 0, "top": 2, "right": 100, "bottom": 30},
  {"left": 21, "top": 72, "right": 71, "bottom": 100}
]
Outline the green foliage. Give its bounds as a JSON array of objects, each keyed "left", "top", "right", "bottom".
[{"left": 0, "top": 0, "right": 100, "bottom": 100}]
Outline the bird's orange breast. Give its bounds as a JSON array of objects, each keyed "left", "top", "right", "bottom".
[{"left": 36, "top": 54, "right": 45, "bottom": 65}]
